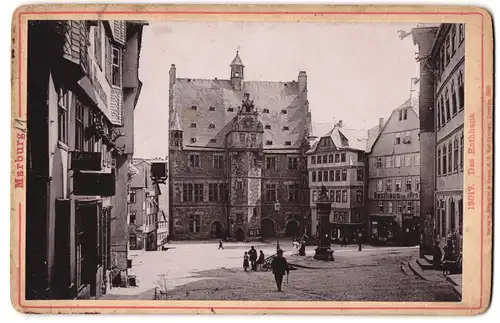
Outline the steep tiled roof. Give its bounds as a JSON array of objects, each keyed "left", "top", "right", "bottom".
[
  {"left": 366, "top": 96, "right": 419, "bottom": 152},
  {"left": 171, "top": 78, "right": 308, "bottom": 150},
  {"left": 307, "top": 125, "right": 374, "bottom": 154}
]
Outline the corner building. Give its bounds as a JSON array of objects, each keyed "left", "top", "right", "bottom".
[
  {"left": 367, "top": 100, "right": 421, "bottom": 245},
  {"left": 413, "top": 23, "right": 465, "bottom": 255},
  {"left": 306, "top": 122, "right": 379, "bottom": 242},
  {"left": 168, "top": 52, "right": 312, "bottom": 240},
  {"left": 431, "top": 24, "right": 465, "bottom": 245}
]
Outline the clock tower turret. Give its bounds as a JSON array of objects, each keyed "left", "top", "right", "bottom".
[{"left": 230, "top": 51, "right": 244, "bottom": 91}]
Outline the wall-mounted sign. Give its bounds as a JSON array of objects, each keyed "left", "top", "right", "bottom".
[
  {"left": 73, "top": 170, "right": 116, "bottom": 197},
  {"left": 71, "top": 151, "right": 102, "bottom": 171},
  {"left": 151, "top": 162, "right": 168, "bottom": 182}
]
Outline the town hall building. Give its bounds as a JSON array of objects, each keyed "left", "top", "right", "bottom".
[{"left": 168, "top": 52, "right": 313, "bottom": 241}]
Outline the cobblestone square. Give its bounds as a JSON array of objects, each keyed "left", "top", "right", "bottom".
[{"left": 102, "top": 241, "right": 459, "bottom": 301}]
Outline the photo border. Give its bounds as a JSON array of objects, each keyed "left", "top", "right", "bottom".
[{"left": 10, "top": 4, "right": 493, "bottom": 315}]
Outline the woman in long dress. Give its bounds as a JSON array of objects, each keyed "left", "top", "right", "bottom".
[{"left": 292, "top": 240, "right": 300, "bottom": 256}]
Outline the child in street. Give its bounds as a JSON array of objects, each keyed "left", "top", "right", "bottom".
[{"left": 243, "top": 252, "right": 250, "bottom": 272}]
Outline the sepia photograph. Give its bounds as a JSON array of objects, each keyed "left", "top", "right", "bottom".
[{"left": 11, "top": 4, "right": 493, "bottom": 315}]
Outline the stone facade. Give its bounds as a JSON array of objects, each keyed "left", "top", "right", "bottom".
[{"left": 168, "top": 52, "right": 311, "bottom": 240}]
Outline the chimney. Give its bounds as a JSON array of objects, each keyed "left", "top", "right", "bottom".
[
  {"left": 298, "top": 71, "right": 307, "bottom": 93},
  {"left": 169, "top": 64, "right": 177, "bottom": 117},
  {"left": 169, "top": 64, "right": 176, "bottom": 86},
  {"left": 338, "top": 120, "right": 343, "bottom": 128},
  {"left": 379, "top": 117, "right": 384, "bottom": 131}
]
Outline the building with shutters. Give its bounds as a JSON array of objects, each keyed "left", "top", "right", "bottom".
[
  {"left": 367, "top": 99, "right": 421, "bottom": 245},
  {"left": 306, "top": 120, "right": 380, "bottom": 243},
  {"left": 412, "top": 24, "right": 465, "bottom": 256},
  {"left": 25, "top": 20, "right": 146, "bottom": 300},
  {"left": 168, "top": 51, "right": 313, "bottom": 241}
]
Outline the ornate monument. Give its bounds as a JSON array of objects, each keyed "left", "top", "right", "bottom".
[{"left": 314, "top": 185, "right": 334, "bottom": 261}]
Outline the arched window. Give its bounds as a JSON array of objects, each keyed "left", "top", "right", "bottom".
[
  {"left": 448, "top": 142, "right": 453, "bottom": 173},
  {"left": 437, "top": 101, "right": 441, "bottom": 130},
  {"left": 460, "top": 133, "right": 464, "bottom": 170},
  {"left": 451, "top": 79, "right": 458, "bottom": 115},
  {"left": 445, "top": 88, "right": 451, "bottom": 122},
  {"left": 442, "top": 145, "right": 447, "bottom": 175},
  {"left": 458, "top": 70, "right": 464, "bottom": 110},
  {"left": 440, "top": 96, "right": 446, "bottom": 125},
  {"left": 437, "top": 148, "right": 441, "bottom": 176}
]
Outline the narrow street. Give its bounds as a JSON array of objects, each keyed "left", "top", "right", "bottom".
[{"left": 101, "top": 242, "right": 459, "bottom": 301}]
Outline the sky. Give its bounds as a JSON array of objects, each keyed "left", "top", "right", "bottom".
[{"left": 134, "top": 21, "right": 421, "bottom": 158}]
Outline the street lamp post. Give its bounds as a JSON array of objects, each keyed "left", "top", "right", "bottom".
[{"left": 274, "top": 200, "right": 281, "bottom": 252}]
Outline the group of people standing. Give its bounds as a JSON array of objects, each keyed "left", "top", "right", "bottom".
[
  {"left": 291, "top": 236, "right": 307, "bottom": 256},
  {"left": 339, "top": 231, "right": 364, "bottom": 251},
  {"left": 431, "top": 229, "right": 463, "bottom": 272},
  {"left": 243, "top": 246, "right": 290, "bottom": 292},
  {"left": 243, "top": 246, "right": 265, "bottom": 272}
]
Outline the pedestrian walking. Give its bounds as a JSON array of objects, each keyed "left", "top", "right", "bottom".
[
  {"left": 271, "top": 249, "right": 290, "bottom": 292},
  {"left": 257, "top": 250, "right": 265, "bottom": 270},
  {"left": 218, "top": 240, "right": 224, "bottom": 250},
  {"left": 243, "top": 252, "right": 250, "bottom": 272},
  {"left": 248, "top": 246, "right": 258, "bottom": 271},
  {"left": 357, "top": 232, "right": 363, "bottom": 251}
]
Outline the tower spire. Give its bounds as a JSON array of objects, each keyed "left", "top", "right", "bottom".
[{"left": 230, "top": 50, "right": 244, "bottom": 91}]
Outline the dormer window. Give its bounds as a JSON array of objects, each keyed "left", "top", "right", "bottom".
[
  {"left": 209, "top": 138, "right": 216, "bottom": 143},
  {"left": 281, "top": 109, "right": 287, "bottom": 114},
  {"left": 208, "top": 123, "right": 215, "bottom": 129},
  {"left": 227, "top": 107, "right": 234, "bottom": 112},
  {"left": 190, "top": 123, "right": 197, "bottom": 128},
  {"left": 266, "top": 140, "right": 273, "bottom": 145},
  {"left": 190, "top": 138, "right": 197, "bottom": 143},
  {"left": 284, "top": 141, "right": 292, "bottom": 146},
  {"left": 265, "top": 125, "right": 271, "bottom": 130},
  {"left": 191, "top": 105, "right": 197, "bottom": 110},
  {"left": 263, "top": 108, "right": 270, "bottom": 113},
  {"left": 283, "top": 126, "right": 289, "bottom": 131},
  {"left": 209, "top": 106, "right": 215, "bottom": 111}
]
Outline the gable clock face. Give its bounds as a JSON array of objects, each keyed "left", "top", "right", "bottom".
[{"left": 242, "top": 116, "right": 255, "bottom": 129}]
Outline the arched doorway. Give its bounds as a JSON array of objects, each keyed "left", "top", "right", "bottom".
[
  {"left": 234, "top": 227, "right": 245, "bottom": 241},
  {"left": 210, "top": 221, "right": 224, "bottom": 239},
  {"left": 261, "top": 218, "right": 275, "bottom": 238},
  {"left": 285, "top": 220, "right": 300, "bottom": 237}
]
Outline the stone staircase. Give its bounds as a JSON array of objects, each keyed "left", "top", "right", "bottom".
[{"left": 400, "top": 254, "right": 462, "bottom": 298}]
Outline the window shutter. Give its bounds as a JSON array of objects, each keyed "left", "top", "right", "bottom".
[{"left": 105, "top": 38, "right": 111, "bottom": 83}]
